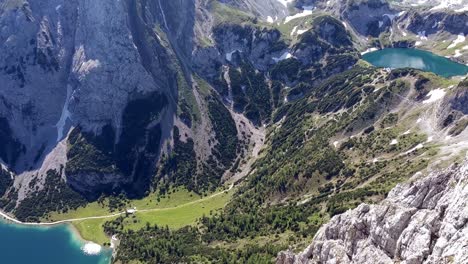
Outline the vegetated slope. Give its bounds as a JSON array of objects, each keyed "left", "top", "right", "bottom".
[
  {"left": 0, "top": 0, "right": 360, "bottom": 221},
  {"left": 111, "top": 66, "right": 468, "bottom": 263},
  {"left": 0, "top": 0, "right": 467, "bottom": 263}
]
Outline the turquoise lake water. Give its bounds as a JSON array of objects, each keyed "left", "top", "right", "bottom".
[
  {"left": 0, "top": 219, "right": 111, "bottom": 264},
  {"left": 362, "top": 48, "right": 468, "bottom": 78}
]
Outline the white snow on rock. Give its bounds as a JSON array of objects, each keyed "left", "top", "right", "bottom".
[
  {"left": 82, "top": 242, "right": 102, "bottom": 255},
  {"left": 226, "top": 49, "right": 241, "bottom": 62},
  {"left": 267, "top": 16, "right": 274, "bottom": 23},
  {"left": 415, "top": 41, "right": 422, "bottom": 46},
  {"left": 284, "top": 6, "right": 314, "bottom": 23},
  {"left": 297, "top": 29, "right": 309, "bottom": 35},
  {"left": 277, "top": 0, "right": 295, "bottom": 7},
  {"left": 423, "top": 88, "right": 446, "bottom": 104},
  {"left": 333, "top": 141, "right": 339, "bottom": 148},
  {"left": 430, "top": 0, "right": 468, "bottom": 11},
  {"left": 55, "top": 85, "right": 73, "bottom": 142},
  {"left": 273, "top": 51, "right": 293, "bottom": 62},
  {"left": 290, "top": 26, "right": 298, "bottom": 36},
  {"left": 390, "top": 139, "right": 398, "bottom": 145},
  {"left": 417, "top": 31, "right": 428, "bottom": 41},
  {"left": 383, "top": 13, "right": 398, "bottom": 21},
  {"left": 447, "top": 34, "right": 465, "bottom": 49},
  {"left": 404, "top": 143, "right": 424, "bottom": 154},
  {"left": 361, "top": 47, "right": 378, "bottom": 55}
]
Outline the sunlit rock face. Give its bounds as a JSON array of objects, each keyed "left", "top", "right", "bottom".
[
  {"left": 277, "top": 159, "right": 468, "bottom": 264},
  {"left": 0, "top": 0, "right": 179, "bottom": 196}
]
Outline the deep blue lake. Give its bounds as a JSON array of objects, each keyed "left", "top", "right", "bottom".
[
  {"left": 363, "top": 48, "right": 468, "bottom": 78},
  {"left": 0, "top": 220, "right": 111, "bottom": 264}
]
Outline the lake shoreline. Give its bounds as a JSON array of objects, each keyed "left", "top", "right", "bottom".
[
  {"left": 362, "top": 47, "right": 467, "bottom": 67},
  {"left": 0, "top": 210, "right": 113, "bottom": 262},
  {"left": 362, "top": 48, "right": 468, "bottom": 78}
]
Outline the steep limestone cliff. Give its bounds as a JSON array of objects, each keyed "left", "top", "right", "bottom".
[{"left": 277, "top": 158, "right": 468, "bottom": 264}]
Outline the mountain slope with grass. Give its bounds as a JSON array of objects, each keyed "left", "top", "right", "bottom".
[{"left": 0, "top": 0, "right": 467, "bottom": 263}]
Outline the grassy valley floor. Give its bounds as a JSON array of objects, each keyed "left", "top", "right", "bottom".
[{"left": 45, "top": 187, "right": 234, "bottom": 245}]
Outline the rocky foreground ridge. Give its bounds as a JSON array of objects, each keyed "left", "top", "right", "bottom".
[{"left": 277, "top": 157, "right": 468, "bottom": 264}]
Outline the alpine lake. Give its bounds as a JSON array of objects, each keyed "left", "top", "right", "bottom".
[
  {"left": 362, "top": 48, "right": 468, "bottom": 78},
  {"left": 0, "top": 219, "right": 112, "bottom": 264}
]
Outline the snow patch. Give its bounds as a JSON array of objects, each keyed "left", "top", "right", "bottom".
[
  {"left": 361, "top": 47, "right": 378, "bottom": 55},
  {"left": 454, "top": 49, "right": 462, "bottom": 58},
  {"left": 273, "top": 51, "right": 293, "bottom": 62},
  {"left": 423, "top": 89, "right": 446, "bottom": 104},
  {"left": 403, "top": 130, "right": 411, "bottom": 135},
  {"left": 404, "top": 144, "right": 424, "bottom": 155},
  {"left": 333, "top": 141, "right": 339, "bottom": 148},
  {"left": 284, "top": 6, "right": 314, "bottom": 23},
  {"left": 415, "top": 41, "right": 422, "bottom": 46},
  {"left": 383, "top": 13, "right": 398, "bottom": 21},
  {"left": 390, "top": 139, "right": 398, "bottom": 145},
  {"left": 82, "top": 243, "right": 102, "bottom": 255},
  {"left": 291, "top": 26, "right": 298, "bottom": 36},
  {"left": 277, "top": 0, "right": 295, "bottom": 7},
  {"left": 226, "top": 49, "right": 241, "bottom": 62},
  {"left": 447, "top": 34, "right": 465, "bottom": 49},
  {"left": 267, "top": 16, "right": 275, "bottom": 23},
  {"left": 297, "top": 29, "right": 308, "bottom": 35},
  {"left": 417, "top": 31, "right": 428, "bottom": 41},
  {"left": 55, "top": 85, "right": 73, "bottom": 142}
]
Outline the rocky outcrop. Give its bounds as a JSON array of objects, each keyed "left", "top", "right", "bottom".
[
  {"left": 220, "top": 0, "right": 288, "bottom": 20},
  {"left": 449, "top": 79, "right": 468, "bottom": 115},
  {"left": 404, "top": 11, "right": 468, "bottom": 36},
  {"left": 0, "top": 0, "right": 191, "bottom": 199},
  {"left": 277, "top": 159, "right": 468, "bottom": 264}
]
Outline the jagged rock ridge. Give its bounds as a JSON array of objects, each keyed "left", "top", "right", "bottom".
[{"left": 277, "top": 158, "right": 468, "bottom": 264}]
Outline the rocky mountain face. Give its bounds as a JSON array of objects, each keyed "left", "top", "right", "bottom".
[
  {"left": 277, "top": 158, "right": 468, "bottom": 264},
  {"left": 0, "top": 1, "right": 467, "bottom": 261},
  {"left": 0, "top": 0, "right": 361, "bottom": 207},
  {"left": 0, "top": 0, "right": 186, "bottom": 199}
]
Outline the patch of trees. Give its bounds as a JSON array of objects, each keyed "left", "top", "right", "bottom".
[
  {"left": 0, "top": 168, "right": 12, "bottom": 197},
  {"left": 207, "top": 96, "right": 239, "bottom": 168},
  {"left": 229, "top": 62, "right": 273, "bottom": 124},
  {"left": 113, "top": 222, "right": 284, "bottom": 263},
  {"left": 15, "top": 169, "right": 87, "bottom": 222},
  {"left": 157, "top": 127, "right": 200, "bottom": 192},
  {"left": 0, "top": 117, "right": 24, "bottom": 167}
]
